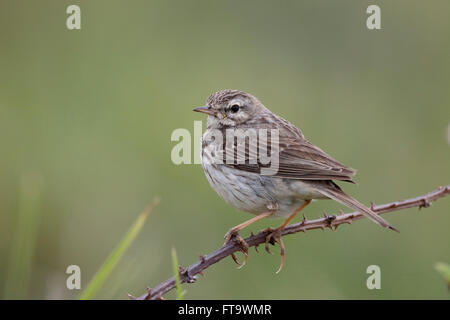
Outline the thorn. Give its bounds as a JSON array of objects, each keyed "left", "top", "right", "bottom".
[
  {"left": 128, "top": 286, "right": 152, "bottom": 300},
  {"left": 324, "top": 214, "right": 336, "bottom": 229},
  {"left": 180, "top": 267, "right": 197, "bottom": 283},
  {"left": 186, "top": 276, "right": 197, "bottom": 283},
  {"left": 419, "top": 198, "right": 431, "bottom": 209},
  {"left": 198, "top": 270, "right": 205, "bottom": 277},
  {"left": 370, "top": 202, "right": 375, "bottom": 211},
  {"left": 339, "top": 210, "right": 344, "bottom": 216},
  {"left": 302, "top": 214, "right": 307, "bottom": 224},
  {"left": 348, "top": 214, "right": 354, "bottom": 221},
  {"left": 254, "top": 243, "right": 260, "bottom": 253},
  {"left": 199, "top": 255, "right": 206, "bottom": 264}
]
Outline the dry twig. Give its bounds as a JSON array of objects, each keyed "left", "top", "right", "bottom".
[{"left": 130, "top": 185, "right": 450, "bottom": 300}]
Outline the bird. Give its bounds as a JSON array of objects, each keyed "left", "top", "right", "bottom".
[{"left": 193, "top": 89, "right": 397, "bottom": 273}]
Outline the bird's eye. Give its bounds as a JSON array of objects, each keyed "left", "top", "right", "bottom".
[{"left": 230, "top": 104, "right": 240, "bottom": 113}]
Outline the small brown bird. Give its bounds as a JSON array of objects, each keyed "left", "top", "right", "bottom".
[{"left": 194, "top": 89, "right": 397, "bottom": 272}]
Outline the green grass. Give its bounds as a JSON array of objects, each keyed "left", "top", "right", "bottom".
[
  {"left": 80, "top": 198, "right": 159, "bottom": 300},
  {"left": 3, "top": 173, "right": 44, "bottom": 299},
  {"left": 435, "top": 262, "right": 450, "bottom": 289},
  {"left": 171, "top": 247, "right": 185, "bottom": 300}
]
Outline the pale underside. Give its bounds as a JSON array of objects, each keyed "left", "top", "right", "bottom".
[{"left": 201, "top": 112, "right": 356, "bottom": 218}]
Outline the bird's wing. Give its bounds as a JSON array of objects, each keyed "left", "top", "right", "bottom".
[{"left": 220, "top": 115, "right": 356, "bottom": 181}]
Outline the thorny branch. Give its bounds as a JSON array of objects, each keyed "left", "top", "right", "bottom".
[{"left": 130, "top": 185, "right": 450, "bottom": 300}]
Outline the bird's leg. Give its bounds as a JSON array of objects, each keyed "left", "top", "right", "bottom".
[
  {"left": 224, "top": 211, "right": 274, "bottom": 267},
  {"left": 265, "top": 199, "right": 311, "bottom": 273}
]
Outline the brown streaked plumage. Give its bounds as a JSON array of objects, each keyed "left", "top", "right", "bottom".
[{"left": 194, "top": 89, "right": 398, "bottom": 272}]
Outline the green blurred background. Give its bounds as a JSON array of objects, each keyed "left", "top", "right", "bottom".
[{"left": 1, "top": 0, "right": 449, "bottom": 299}]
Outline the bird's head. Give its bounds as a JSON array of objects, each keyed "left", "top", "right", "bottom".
[{"left": 193, "top": 89, "right": 266, "bottom": 128}]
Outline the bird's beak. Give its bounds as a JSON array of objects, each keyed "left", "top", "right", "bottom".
[{"left": 193, "top": 105, "right": 217, "bottom": 117}]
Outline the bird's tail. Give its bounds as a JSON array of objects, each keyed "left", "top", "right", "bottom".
[{"left": 313, "top": 182, "right": 399, "bottom": 232}]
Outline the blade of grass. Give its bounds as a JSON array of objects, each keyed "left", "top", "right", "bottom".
[
  {"left": 80, "top": 198, "right": 159, "bottom": 300},
  {"left": 3, "top": 172, "right": 44, "bottom": 299},
  {"left": 435, "top": 262, "right": 450, "bottom": 289},
  {"left": 171, "top": 247, "right": 185, "bottom": 300}
]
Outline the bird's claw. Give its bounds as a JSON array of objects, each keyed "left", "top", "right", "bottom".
[
  {"left": 262, "top": 227, "right": 285, "bottom": 273},
  {"left": 224, "top": 229, "right": 249, "bottom": 268}
]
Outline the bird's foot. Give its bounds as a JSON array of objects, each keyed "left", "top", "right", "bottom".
[
  {"left": 261, "top": 227, "right": 286, "bottom": 274},
  {"left": 223, "top": 229, "right": 249, "bottom": 268}
]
